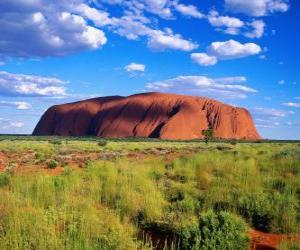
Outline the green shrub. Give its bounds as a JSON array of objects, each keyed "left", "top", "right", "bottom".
[
  {"left": 238, "top": 193, "right": 273, "bottom": 232},
  {"left": 47, "top": 160, "right": 59, "bottom": 169},
  {"left": 199, "top": 210, "right": 249, "bottom": 250},
  {"left": 49, "top": 139, "right": 62, "bottom": 145},
  {"left": 149, "top": 170, "right": 163, "bottom": 182},
  {"left": 177, "top": 220, "right": 200, "bottom": 250},
  {"left": 98, "top": 141, "right": 107, "bottom": 147},
  {"left": 0, "top": 172, "right": 11, "bottom": 187}
]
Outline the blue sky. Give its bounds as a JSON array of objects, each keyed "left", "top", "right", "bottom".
[{"left": 0, "top": 0, "right": 299, "bottom": 139}]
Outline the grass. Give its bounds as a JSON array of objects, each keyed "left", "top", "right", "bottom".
[{"left": 0, "top": 136, "right": 299, "bottom": 249}]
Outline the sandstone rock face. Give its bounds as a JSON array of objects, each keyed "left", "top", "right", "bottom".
[{"left": 33, "top": 92, "right": 260, "bottom": 140}]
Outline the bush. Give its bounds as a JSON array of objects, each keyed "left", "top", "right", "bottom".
[
  {"left": 199, "top": 210, "right": 249, "bottom": 250},
  {"left": 149, "top": 170, "right": 163, "bottom": 182},
  {"left": 47, "top": 160, "right": 59, "bottom": 169},
  {"left": 0, "top": 172, "right": 11, "bottom": 187},
  {"left": 238, "top": 193, "right": 273, "bottom": 232},
  {"left": 49, "top": 139, "right": 62, "bottom": 145},
  {"left": 98, "top": 141, "right": 107, "bottom": 147}
]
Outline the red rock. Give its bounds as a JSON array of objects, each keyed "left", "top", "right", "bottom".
[{"left": 33, "top": 92, "right": 260, "bottom": 140}]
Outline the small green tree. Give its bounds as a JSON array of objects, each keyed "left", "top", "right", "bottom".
[{"left": 202, "top": 129, "right": 214, "bottom": 144}]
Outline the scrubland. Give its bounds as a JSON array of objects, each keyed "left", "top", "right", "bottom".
[{"left": 0, "top": 137, "right": 299, "bottom": 249}]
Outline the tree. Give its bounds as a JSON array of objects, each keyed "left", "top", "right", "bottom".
[{"left": 202, "top": 129, "right": 214, "bottom": 144}]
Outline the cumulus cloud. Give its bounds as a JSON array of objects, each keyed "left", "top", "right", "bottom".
[
  {"left": 146, "top": 75, "right": 257, "bottom": 99},
  {"left": 208, "top": 10, "right": 244, "bottom": 35},
  {"left": 225, "top": 0, "right": 289, "bottom": 17},
  {"left": 147, "top": 29, "right": 198, "bottom": 51},
  {"left": 0, "top": 101, "right": 32, "bottom": 110},
  {"left": 192, "top": 40, "right": 261, "bottom": 66},
  {"left": 245, "top": 20, "right": 266, "bottom": 38},
  {"left": 282, "top": 102, "right": 300, "bottom": 108},
  {"left": 125, "top": 63, "right": 146, "bottom": 72},
  {"left": 208, "top": 40, "right": 262, "bottom": 59},
  {"left": 0, "top": 71, "right": 67, "bottom": 97},
  {"left": 191, "top": 53, "right": 218, "bottom": 66},
  {"left": 75, "top": 3, "right": 113, "bottom": 27},
  {"left": 0, "top": 0, "right": 205, "bottom": 59},
  {"left": 207, "top": 11, "right": 266, "bottom": 38},
  {"left": 0, "top": 0, "right": 107, "bottom": 59},
  {"left": 175, "top": 4, "right": 204, "bottom": 19}
]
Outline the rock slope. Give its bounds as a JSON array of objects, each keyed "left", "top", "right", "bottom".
[{"left": 33, "top": 92, "right": 260, "bottom": 140}]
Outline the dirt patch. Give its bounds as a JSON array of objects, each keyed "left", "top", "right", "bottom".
[{"left": 250, "top": 229, "right": 300, "bottom": 250}]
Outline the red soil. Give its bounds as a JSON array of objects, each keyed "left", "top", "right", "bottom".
[
  {"left": 33, "top": 92, "right": 260, "bottom": 140},
  {"left": 250, "top": 229, "right": 300, "bottom": 250}
]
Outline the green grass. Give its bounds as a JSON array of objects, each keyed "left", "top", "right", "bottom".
[{"left": 0, "top": 137, "right": 299, "bottom": 249}]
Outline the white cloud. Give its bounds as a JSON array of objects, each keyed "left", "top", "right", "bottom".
[
  {"left": 125, "top": 63, "right": 146, "bottom": 72},
  {"left": 208, "top": 40, "right": 262, "bottom": 59},
  {"left": 146, "top": 75, "right": 257, "bottom": 99},
  {"left": 286, "top": 122, "right": 300, "bottom": 126},
  {"left": 0, "top": 0, "right": 201, "bottom": 59},
  {"left": 278, "top": 80, "right": 285, "bottom": 84},
  {"left": 175, "top": 4, "right": 204, "bottom": 19},
  {"left": 0, "top": 71, "right": 67, "bottom": 97},
  {"left": 97, "top": 0, "right": 173, "bottom": 19},
  {"left": 208, "top": 11, "right": 244, "bottom": 35},
  {"left": 225, "top": 0, "right": 289, "bottom": 17},
  {"left": 207, "top": 11, "right": 266, "bottom": 38},
  {"left": 108, "top": 12, "right": 198, "bottom": 52},
  {"left": 112, "top": 15, "right": 151, "bottom": 40},
  {"left": 0, "top": 101, "right": 32, "bottom": 110},
  {"left": 255, "top": 118, "right": 280, "bottom": 128},
  {"left": 0, "top": 118, "right": 24, "bottom": 131},
  {"left": 245, "top": 20, "right": 266, "bottom": 38},
  {"left": 10, "top": 122, "right": 24, "bottom": 128},
  {"left": 191, "top": 53, "right": 218, "bottom": 66},
  {"left": 252, "top": 107, "right": 295, "bottom": 128},
  {"left": 0, "top": 1, "right": 107, "bottom": 59},
  {"left": 283, "top": 102, "right": 300, "bottom": 108},
  {"left": 192, "top": 40, "right": 261, "bottom": 66},
  {"left": 138, "top": 0, "right": 173, "bottom": 19},
  {"left": 252, "top": 107, "right": 295, "bottom": 118},
  {"left": 76, "top": 3, "right": 113, "bottom": 27},
  {"left": 147, "top": 29, "right": 198, "bottom": 51}
]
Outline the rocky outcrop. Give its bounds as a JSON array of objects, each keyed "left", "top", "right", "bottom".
[{"left": 33, "top": 92, "right": 260, "bottom": 140}]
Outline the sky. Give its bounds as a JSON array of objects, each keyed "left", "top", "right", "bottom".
[{"left": 0, "top": 0, "right": 299, "bottom": 139}]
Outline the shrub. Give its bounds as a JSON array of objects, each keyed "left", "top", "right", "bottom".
[
  {"left": 0, "top": 172, "right": 11, "bottom": 187},
  {"left": 177, "top": 220, "right": 200, "bottom": 250},
  {"left": 49, "top": 139, "right": 62, "bottom": 145},
  {"left": 216, "top": 145, "right": 233, "bottom": 151},
  {"left": 238, "top": 193, "right": 273, "bottom": 232},
  {"left": 149, "top": 171, "right": 163, "bottom": 182},
  {"left": 47, "top": 160, "right": 59, "bottom": 169},
  {"left": 199, "top": 210, "right": 249, "bottom": 250},
  {"left": 98, "top": 141, "right": 107, "bottom": 147},
  {"left": 202, "top": 129, "right": 214, "bottom": 144}
]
